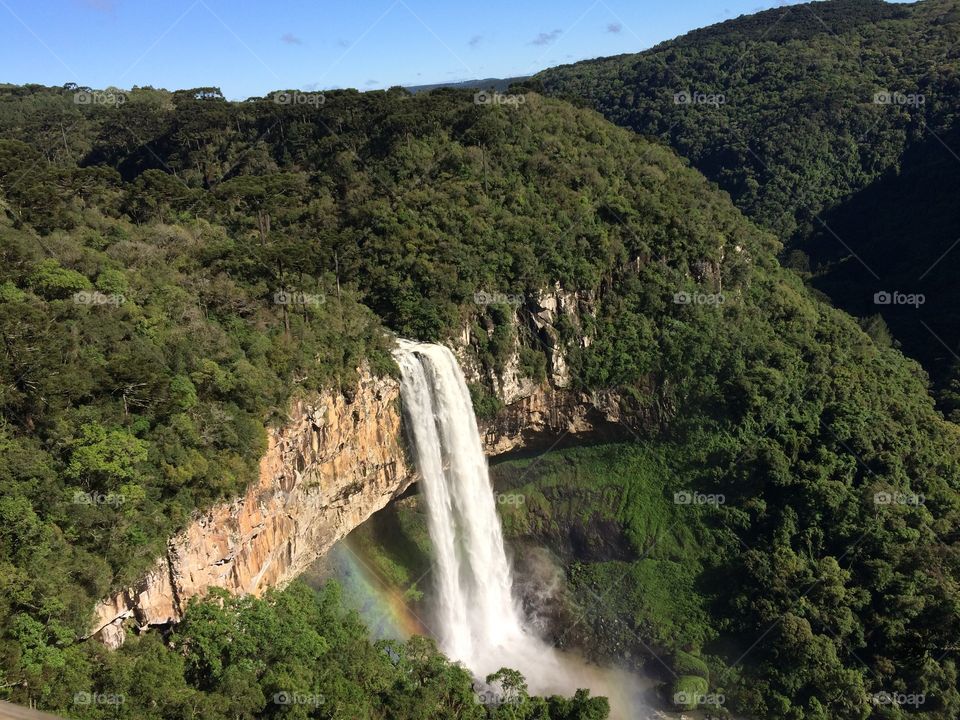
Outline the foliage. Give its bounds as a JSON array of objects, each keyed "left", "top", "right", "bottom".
[
  {"left": 24, "top": 580, "right": 606, "bottom": 720},
  {"left": 672, "top": 675, "right": 709, "bottom": 710},
  {"left": 0, "top": 76, "right": 957, "bottom": 720},
  {"left": 469, "top": 382, "right": 504, "bottom": 421},
  {"left": 534, "top": 0, "right": 960, "bottom": 397},
  {"left": 535, "top": 0, "right": 956, "bottom": 243}
]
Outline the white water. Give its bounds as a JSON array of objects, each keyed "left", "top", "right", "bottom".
[
  {"left": 394, "top": 340, "right": 655, "bottom": 718},
  {"left": 395, "top": 339, "right": 525, "bottom": 673}
]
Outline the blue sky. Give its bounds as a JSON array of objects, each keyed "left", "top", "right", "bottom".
[{"left": 0, "top": 0, "right": 916, "bottom": 99}]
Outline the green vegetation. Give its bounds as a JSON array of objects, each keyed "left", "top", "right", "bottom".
[
  {"left": 492, "top": 444, "right": 723, "bottom": 677},
  {"left": 42, "top": 580, "right": 606, "bottom": 720},
  {"left": 535, "top": 0, "right": 953, "bottom": 243},
  {"left": 807, "top": 123, "right": 960, "bottom": 414},
  {"left": 534, "top": 0, "right": 960, "bottom": 396},
  {"left": 406, "top": 412, "right": 959, "bottom": 720},
  {"left": 346, "top": 498, "right": 433, "bottom": 604},
  {"left": 469, "top": 382, "right": 505, "bottom": 421},
  {"left": 673, "top": 675, "right": 709, "bottom": 711},
  {"left": 0, "top": 75, "right": 957, "bottom": 720},
  {"left": 488, "top": 229, "right": 960, "bottom": 718}
]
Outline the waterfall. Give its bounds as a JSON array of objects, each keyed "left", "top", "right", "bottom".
[
  {"left": 393, "top": 340, "right": 652, "bottom": 718},
  {"left": 394, "top": 339, "right": 538, "bottom": 678}
]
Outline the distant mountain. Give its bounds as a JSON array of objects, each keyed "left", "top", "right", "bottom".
[
  {"left": 405, "top": 76, "right": 528, "bottom": 93},
  {"left": 665, "top": 0, "right": 910, "bottom": 45},
  {"left": 535, "top": 0, "right": 960, "bottom": 404}
]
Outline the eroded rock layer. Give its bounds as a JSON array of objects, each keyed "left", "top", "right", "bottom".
[
  {"left": 91, "top": 299, "right": 619, "bottom": 648},
  {"left": 90, "top": 370, "right": 411, "bottom": 647}
]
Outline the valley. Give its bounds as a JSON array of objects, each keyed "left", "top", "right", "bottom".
[{"left": 1, "top": 2, "right": 959, "bottom": 719}]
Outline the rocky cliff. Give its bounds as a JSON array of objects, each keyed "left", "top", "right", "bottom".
[
  {"left": 90, "top": 295, "right": 623, "bottom": 648},
  {"left": 89, "top": 369, "right": 412, "bottom": 648},
  {"left": 464, "top": 283, "right": 631, "bottom": 455}
]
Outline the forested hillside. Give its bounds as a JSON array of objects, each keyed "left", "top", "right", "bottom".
[
  {"left": 534, "top": 0, "right": 960, "bottom": 396},
  {"left": 0, "top": 83, "right": 957, "bottom": 719}
]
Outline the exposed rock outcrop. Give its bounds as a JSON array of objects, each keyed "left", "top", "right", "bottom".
[
  {"left": 90, "top": 369, "right": 412, "bottom": 648},
  {"left": 464, "top": 283, "right": 629, "bottom": 455},
  {"left": 90, "top": 295, "right": 624, "bottom": 647},
  {"left": 477, "top": 383, "right": 622, "bottom": 457}
]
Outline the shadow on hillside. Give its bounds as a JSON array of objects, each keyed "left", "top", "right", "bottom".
[{"left": 803, "top": 121, "right": 960, "bottom": 394}]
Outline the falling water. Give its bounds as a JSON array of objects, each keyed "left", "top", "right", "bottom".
[
  {"left": 394, "top": 339, "right": 525, "bottom": 673},
  {"left": 393, "top": 339, "right": 654, "bottom": 717}
]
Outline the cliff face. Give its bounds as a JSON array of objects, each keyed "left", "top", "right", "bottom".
[
  {"left": 465, "top": 283, "right": 630, "bottom": 455},
  {"left": 90, "top": 369, "right": 412, "bottom": 648},
  {"left": 90, "top": 296, "right": 621, "bottom": 648}
]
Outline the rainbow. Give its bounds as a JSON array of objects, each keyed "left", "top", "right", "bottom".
[
  {"left": 328, "top": 537, "right": 653, "bottom": 719},
  {"left": 328, "top": 539, "right": 429, "bottom": 641}
]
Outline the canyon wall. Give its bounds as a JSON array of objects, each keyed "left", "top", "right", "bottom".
[
  {"left": 90, "top": 290, "right": 624, "bottom": 648},
  {"left": 465, "top": 283, "right": 631, "bottom": 455},
  {"left": 90, "top": 369, "right": 412, "bottom": 648}
]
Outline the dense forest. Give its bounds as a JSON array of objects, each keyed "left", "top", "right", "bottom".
[
  {"left": 534, "top": 0, "right": 960, "bottom": 400},
  {"left": 0, "top": 77, "right": 957, "bottom": 720}
]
